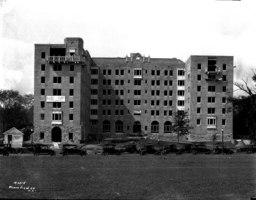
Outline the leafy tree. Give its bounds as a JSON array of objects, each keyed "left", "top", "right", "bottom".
[
  {"left": 172, "top": 110, "right": 192, "bottom": 143},
  {"left": 0, "top": 90, "right": 34, "bottom": 133},
  {"left": 227, "top": 70, "right": 256, "bottom": 142}
]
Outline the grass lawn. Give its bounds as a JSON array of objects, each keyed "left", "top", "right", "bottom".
[{"left": 0, "top": 153, "right": 255, "bottom": 199}]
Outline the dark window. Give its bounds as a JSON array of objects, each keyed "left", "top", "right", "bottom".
[
  {"left": 53, "top": 77, "right": 61, "bottom": 83},
  {"left": 151, "top": 70, "right": 155, "bottom": 75},
  {"left": 151, "top": 110, "right": 154, "bottom": 115},
  {"left": 151, "top": 80, "right": 155, "bottom": 86},
  {"left": 53, "top": 102, "right": 61, "bottom": 108},
  {"left": 53, "top": 65, "right": 62, "bottom": 71},
  {"left": 223, "top": 64, "right": 226, "bottom": 70},
  {"left": 53, "top": 89, "right": 61, "bottom": 96},
  {"left": 169, "top": 70, "right": 173, "bottom": 76},
  {"left": 169, "top": 101, "right": 172, "bottom": 106},
  {"left": 169, "top": 111, "right": 172, "bottom": 116},
  {"left": 69, "top": 133, "right": 73, "bottom": 140},
  {"left": 198, "top": 64, "right": 201, "bottom": 70},
  {"left": 121, "top": 70, "right": 124, "bottom": 75},
  {"left": 91, "top": 99, "right": 98, "bottom": 105},
  {"left": 222, "top": 97, "right": 226, "bottom": 103},
  {"left": 164, "top": 70, "right": 168, "bottom": 76},
  {"left": 223, "top": 86, "right": 226, "bottom": 92},
  {"left": 197, "top": 86, "right": 201, "bottom": 92},
  {"left": 115, "top": 70, "right": 119, "bottom": 75},
  {"left": 108, "top": 69, "right": 111, "bottom": 75},
  {"left": 40, "top": 113, "right": 44, "bottom": 120},
  {"left": 157, "top": 70, "right": 160, "bottom": 76},
  {"left": 169, "top": 80, "right": 172, "bottom": 86},
  {"left": 156, "top": 80, "right": 160, "bottom": 86},
  {"left": 41, "top": 77, "right": 45, "bottom": 83},
  {"left": 197, "top": 75, "right": 201, "bottom": 81},
  {"left": 115, "top": 80, "right": 119, "bottom": 85},
  {"left": 41, "top": 64, "right": 45, "bottom": 71},
  {"left": 69, "top": 114, "right": 73, "bottom": 120},
  {"left": 41, "top": 101, "right": 45, "bottom": 108},
  {"left": 222, "top": 108, "right": 226, "bottom": 114},
  {"left": 223, "top": 75, "right": 226, "bottom": 81},
  {"left": 120, "top": 80, "right": 124, "bottom": 85},
  {"left": 40, "top": 132, "right": 44, "bottom": 139},
  {"left": 91, "top": 69, "right": 98, "bottom": 75},
  {"left": 156, "top": 90, "right": 160, "bottom": 96},
  {"left": 70, "top": 65, "right": 74, "bottom": 71},
  {"left": 91, "top": 79, "right": 98, "bottom": 85},
  {"left": 91, "top": 110, "right": 98, "bottom": 115},
  {"left": 70, "top": 77, "right": 74, "bottom": 84},
  {"left": 41, "top": 52, "right": 45, "bottom": 59},
  {"left": 197, "top": 119, "right": 201, "bottom": 125},
  {"left": 69, "top": 102, "right": 73, "bottom": 108},
  {"left": 208, "top": 86, "right": 216, "bottom": 92},
  {"left": 197, "top": 97, "right": 201, "bottom": 103},
  {"left": 103, "top": 69, "right": 106, "bottom": 75},
  {"left": 151, "top": 90, "right": 155, "bottom": 96},
  {"left": 91, "top": 89, "right": 98, "bottom": 95},
  {"left": 70, "top": 89, "right": 74, "bottom": 96},
  {"left": 208, "top": 108, "right": 215, "bottom": 114},
  {"left": 197, "top": 107, "right": 200, "bottom": 113},
  {"left": 41, "top": 89, "right": 45, "bottom": 95}
]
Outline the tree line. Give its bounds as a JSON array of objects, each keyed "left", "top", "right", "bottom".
[{"left": 0, "top": 90, "right": 34, "bottom": 140}]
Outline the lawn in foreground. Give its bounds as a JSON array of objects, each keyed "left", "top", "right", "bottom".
[{"left": 0, "top": 154, "right": 255, "bottom": 199}]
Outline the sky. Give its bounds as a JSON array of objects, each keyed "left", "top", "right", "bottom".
[{"left": 0, "top": 0, "right": 256, "bottom": 96}]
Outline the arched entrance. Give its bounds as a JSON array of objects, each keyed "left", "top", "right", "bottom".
[
  {"left": 52, "top": 127, "right": 62, "bottom": 142},
  {"left": 133, "top": 121, "right": 141, "bottom": 134}
]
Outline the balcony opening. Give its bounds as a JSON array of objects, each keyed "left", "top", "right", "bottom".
[
  {"left": 208, "top": 57, "right": 217, "bottom": 72},
  {"left": 50, "top": 48, "right": 66, "bottom": 56}
]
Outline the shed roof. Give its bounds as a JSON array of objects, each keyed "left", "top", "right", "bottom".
[{"left": 3, "top": 127, "right": 24, "bottom": 135}]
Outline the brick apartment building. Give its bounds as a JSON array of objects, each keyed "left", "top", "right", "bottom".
[{"left": 33, "top": 37, "right": 233, "bottom": 143}]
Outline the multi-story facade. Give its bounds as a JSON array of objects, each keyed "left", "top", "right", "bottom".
[
  {"left": 33, "top": 38, "right": 91, "bottom": 143},
  {"left": 90, "top": 53, "right": 185, "bottom": 138},
  {"left": 33, "top": 38, "right": 234, "bottom": 143},
  {"left": 185, "top": 56, "right": 233, "bottom": 141}
]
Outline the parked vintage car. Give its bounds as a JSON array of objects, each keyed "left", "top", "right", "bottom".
[
  {"left": 0, "top": 145, "right": 9, "bottom": 156},
  {"left": 61, "top": 144, "right": 87, "bottom": 156},
  {"left": 139, "top": 144, "right": 158, "bottom": 155},
  {"left": 2, "top": 144, "right": 19, "bottom": 154},
  {"left": 176, "top": 144, "right": 193, "bottom": 155},
  {"left": 159, "top": 144, "right": 180, "bottom": 155},
  {"left": 17, "top": 143, "right": 38, "bottom": 154},
  {"left": 191, "top": 144, "right": 212, "bottom": 155},
  {"left": 79, "top": 144, "right": 103, "bottom": 154},
  {"left": 118, "top": 143, "right": 138, "bottom": 155},
  {"left": 101, "top": 144, "right": 121, "bottom": 156},
  {"left": 34, "top": 144, "right": 56, "bottom": 156},
  {"left": 212, "top": 146, "right": 234, "bottom": 155},
  {"left": 246, "top": 145, "right": 256, "bottom": 154}
]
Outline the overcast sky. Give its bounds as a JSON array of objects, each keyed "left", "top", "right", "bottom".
[{"left": 0, "top": 0, "right": 256, "bottom": 96}]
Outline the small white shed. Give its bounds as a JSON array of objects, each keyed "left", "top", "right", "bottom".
[{"left": 3, "top": 127, "right": 24, "bottom": 148}]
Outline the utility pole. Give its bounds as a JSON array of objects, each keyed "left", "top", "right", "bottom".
[{"left": 221, "top": 128, "right": 224, "bottom": 155}]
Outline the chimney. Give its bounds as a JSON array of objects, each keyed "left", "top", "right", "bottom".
[{"left": 148, "top": 55, "right": 151, "bottom": 63}]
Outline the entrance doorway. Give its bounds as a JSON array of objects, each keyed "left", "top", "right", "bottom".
[
  {"left": 52, "top": 127, "right": 62, "bottom": 142},
  {"left": 8, "top": 135, "right": 12, "bottom": 144},
  {"left": 133, "top": 121, "right": 141, "bottom": 134}
]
